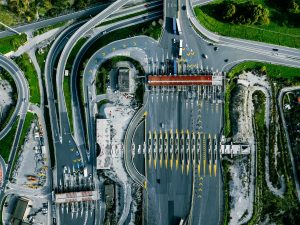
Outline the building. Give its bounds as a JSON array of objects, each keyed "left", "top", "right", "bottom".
[
  {"left": 220, "top": 143, "right": 250, "bottom": 157},
  {"left": 10, "top": 197, "right": 31, "bottom": 225},
  {"left": 118, "top": 68, "right": 130, "bottom": 92}
]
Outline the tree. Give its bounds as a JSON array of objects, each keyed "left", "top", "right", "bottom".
[
  {"left": 288, "top": 0, "right": 299, "bottom": 13},
  {"left": 260, "top": 65, "right": 267, "bottom": 74},
  {"left": 222, "top": 2, "right": 236, "bottom": 20},
  {"left": 74, "top": 0, "right": 87, "bottom": 10}
]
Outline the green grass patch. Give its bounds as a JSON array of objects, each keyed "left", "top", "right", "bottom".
[
  {"left": 0, "top": 117, "right": 19, "bottom": 162},
  {"left": 228, "top": 61, "right": 300, "bottom": 80},
  {"left": 194, "top": 2, "right": 300, "bottom": 48},
  {"left": 222, "top": 159, "right": 232, "bottom": 225},
  {"left": 66, "top": 37, "right": 87, "bottom": 71},
  {"left": 0, "top": 34, "right": 27, "bottom": 54},
  {"left": 14, "top": 54, "right": 40, "bottom": 104},
  {"left": 0, "top": 6, "right": 19, "bottom": 28},
  {"left": 0, "top": 106, "right": 16, "bottom": 131},
  {"left": 224, "top": 78, "right": 237, "bottom": 137},
  {"left": 36, "top": 46, "right": 50, "bottom": 73},
  {"left": 64, "top": 38, "right": 87, "bottom": 134},
  {"left": 63, "top": 76, "right": 73, "bottom": 133},
  {"left": 33, "top": 21, "right": 66, "bottom": 36}
]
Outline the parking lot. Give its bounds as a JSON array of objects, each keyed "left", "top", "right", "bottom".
[{"left": 11, "top": 120, "right": 47, "bottom": 189}]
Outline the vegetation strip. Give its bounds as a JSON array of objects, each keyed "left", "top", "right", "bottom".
[
  {"left": 194, "top": 0, "right": 300, "bottom": 48},
  {"left": 14, "top": 54, "right": 40, "bottom": 104}
]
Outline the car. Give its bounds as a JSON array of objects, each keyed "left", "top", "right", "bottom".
[
  {"left": 75, "top": 151, "right": 80, "bottom": 156},
  {"left": 272, "top": 48, "right": 279, "bottom": 51},
  {"left": 214, "top": 46, "right": 219, "bottom": 51},
  {"left": 224, "top": 59, "right": 229, "bottom": 62},
  {"left": 182, "top": 5, "right": 186, "bottom": 10},
  {"left": 202, "top": 54, "right": 208, "bottom": 59}
]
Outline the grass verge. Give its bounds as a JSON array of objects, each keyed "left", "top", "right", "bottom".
[
  {"left": 63, "top": 76, "right": 73, "bottom": 133},
  {"left": 194, "top": 1, "right": 300, "bottom": 48},
  {"left": 14, "top": 54, "right": 40, "bottom": 104},
  {"left": 0, "top": 34, "right": 27, "bottom": 54},
  {"left": 33, "top": 22, "right": 66, "bottom": 36},
  {"left": 0, "top": 117, "right": 19, "bottom": 162},
  {"left": 222, "top": 159, "right": 232, "bottom": 225},
  {"left": 36, "top": 46, "right": 50, "bottom": 73}
]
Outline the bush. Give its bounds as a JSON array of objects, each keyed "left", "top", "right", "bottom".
[
  {"left": 218, "top": 1, "right": 270, "bottom": 25},
  {"left": 222, "top": 3, "right": 236, "bottom": 20}
]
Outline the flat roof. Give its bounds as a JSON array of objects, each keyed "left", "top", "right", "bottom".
[
  {"left": 148, "top": 75, "right": 213, "bottom": 86},
  {"left": 11, "top": 197, "right": 29, "bottom": 222},
  {"left": 55, "top": 191, "right": 99, "bottom": 203}
]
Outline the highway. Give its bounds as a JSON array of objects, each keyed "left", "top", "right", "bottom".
[
  {"left": 0, "top": 2, "right": 112, "bottom": 38},
  {"left": 48, "top": 3, "right": 161, "bottom": 225},
  {"left": 44, "top": 22, "right": 95, "bottom": 223},
  {"left": 0, "top": 55, "right": 29, "bottom": 219},
  {"left": 70, "top": 4, "right": 163, "bottom": 161},
  {"left": 2, "top": 0, "right": 300, "bottom": 225},
  {"left": 55, "top": 0, "right": 131, "bottom": 142},
  {"left": 186, "top": 0, "right": 300, "bottom": 70},
  {"left": 0, "top": 55, "right": 28, "bottom": 139},
  {"left": 0, "top": 156, "right": 5, "bottom": 186},
  {"left": 44, "top": 22, "right": 86, "bottom": 181},
  {"left": 69, "top": 11, "right": 161, "bottom": 225},
  {"left": 81, "top": 34, "right": 163, "bottom": 224}
]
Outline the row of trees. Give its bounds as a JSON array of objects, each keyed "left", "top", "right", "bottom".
[
  {"left": 269, "top": 0, "right": 300, "bottom": 14},
  {"left": 219, "top": 1, "right": 270, "bottom": 25},
  {"left": 5, "top": 0, "right": 101, "bottom": 22}
]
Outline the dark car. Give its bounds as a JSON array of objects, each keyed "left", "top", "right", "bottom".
[{"left": 273, "top": 48, "right": 279, "bottom": 51}]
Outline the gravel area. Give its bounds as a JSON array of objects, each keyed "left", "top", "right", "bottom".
[{"left": 0, "top": 78, "right": 14, "bottom": 124}]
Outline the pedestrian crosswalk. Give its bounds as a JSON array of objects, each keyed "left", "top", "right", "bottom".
[{"left": 131, "top": 130, "right": 220, "bottom": 177}]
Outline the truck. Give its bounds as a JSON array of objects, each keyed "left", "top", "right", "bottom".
[
  {"left": 176, "top": 18, "right": 182, "bottom": 35},
  {"left": 173, "top": 60, "right": 177, "bottom": 75},
  {"left": 179, "top": 48, "right": 183, "bottom": 57},
  {"left": 179, "top": 39, "right": 183, "bottom": 57},
  {"left": 173, "top": 18, "right": 177, "bottom": 34}
]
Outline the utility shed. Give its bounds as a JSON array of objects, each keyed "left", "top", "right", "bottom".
[
  {"left": 10, "top": 197, "right": 31, "bottom": 225},
  {"left": 118, "top": 68, "right": 129, "bottom": 92}
]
